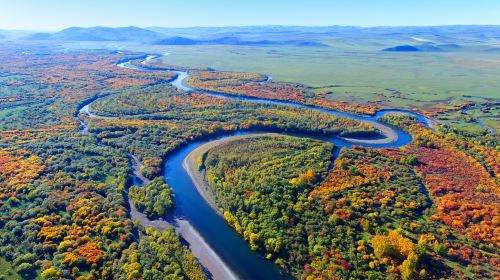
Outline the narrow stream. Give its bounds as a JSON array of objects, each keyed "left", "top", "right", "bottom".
[{"left": 79, "top": 54, "right": 432, "bottom": 280}]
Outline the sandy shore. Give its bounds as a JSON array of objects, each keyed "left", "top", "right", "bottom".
[
  {"left": 130, "top": 154, "right": 151, "bottom": 185},
  {"left": 126, "top": 199, "right": 237, "bottom": 279},
  {"left": 173, "top": 218, "right": 239, "bottom": 280},
  {"left": 340, "top": 120, "right": 398, "bottom": 144}
]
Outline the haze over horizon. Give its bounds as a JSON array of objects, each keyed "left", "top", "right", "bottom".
[{"left": 1, "top": 0, "right": 500, "bottom": 31}]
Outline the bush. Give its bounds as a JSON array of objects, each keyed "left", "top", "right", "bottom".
[
  {"left": 400, "top": 155, "right": 419, "bottom": 165},
  {"left": 129, "top": 177, "right": 174, "bottom": 219},
  {"left": 16, "top": 262, "right": 35, "bottom": 276}
]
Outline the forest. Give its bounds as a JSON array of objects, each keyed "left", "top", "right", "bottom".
[
  {"left": 0, "top": 41, "right": 498, "bottom": 280},
  {"left": 0, "top": 44, "right": 207, "bottom": 279},
  {"left": 129, "top": 177, "right": 174, "bottom": 220},
  {"left": 201, "top": 122, "right": 499, "bottom": 279}
]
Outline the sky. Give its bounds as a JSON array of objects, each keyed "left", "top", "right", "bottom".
[{"left": 1, "top": 0, "right": 499, "bottom": 31}]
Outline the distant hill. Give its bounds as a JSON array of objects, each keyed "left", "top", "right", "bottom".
[
  {"left": 155, "top": 36, "right": 198, "bottom": 45},
  {"left": 415, "top": 44, "right": 442, "bottom": 52},
  {"left": 23, "top": 26, "right": 164, "bottom": 42},
  {"left": 20, "top": 26, "right": 328, "bottom": 47},
  {"left": 383, "top": 44, "right": 448, "bottom": 52},
  {"left": 21, "top": 33, "right": 51, "bottom": 40},
  {"left": 437, "top": 44, "right": 462, "bottom": 49},
  {"left": 482, "top": 47, "right": 500, "bottom": 53},
  {"left": 154, "top": 36, "right": 328, "bottom": 47},
  {"left": 12, "top": 25, "right": 500, "bottom": 49},
  {"left": 148, "top": 25, "right": 500, "bottom": 39},
  {"left": 383, "top": 45, "right": 420, "bottom": 52},
  {"left": 1, "top": 29, "right": 40, "bottom": 41},
  {"left": 0, "top": 29, "right": 7, "bottom": 40}
]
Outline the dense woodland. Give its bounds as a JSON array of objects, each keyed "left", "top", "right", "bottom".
[
  {"left": 129, "top": 177, "right": 174, "bottom": 220},
  {"left": 0, "top": 45, "right": 206, "bottom": 279},
  {"left": 0, "top": 42, "right": 498, "bottom": 279},
  {"left": 202, "top": 126, "right": 499, "bottom": 279}
]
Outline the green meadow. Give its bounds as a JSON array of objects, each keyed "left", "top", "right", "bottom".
[
  {"left": 65, "top": 38, "right": 500, "bottom": 132},
  {"left": 0, "top": 257, "right": 21, "bottom": 280},
  {"left": 108, "top": 44, "right": 498, "bottom": 102}
]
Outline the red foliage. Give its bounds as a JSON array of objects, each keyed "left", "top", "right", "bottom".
[
  {"left": 220, "top": 83, "right": 307, "bottom": 103},
  {"left": 380, "top": 125, "right": 499, "bottom": 247},
  {"left": 311, "top": 147, "right": 392, "bottom": 198}
]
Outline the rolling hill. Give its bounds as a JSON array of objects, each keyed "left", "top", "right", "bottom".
[
  {"left": 154, "top": 36, "right": 329, "bottom": 47},
  {"left": 23, "top": 26, "right": 164, "bottom": 42}
]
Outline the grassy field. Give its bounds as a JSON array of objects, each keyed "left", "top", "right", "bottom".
[
  {"left": 0, "top": 257, "right": 21, "bottom": 280},
  {"left": 148, "top": 46, "right": 498, "bottom": 97},
  {"left": 153, "top": 44, "right": 500, "bottom": 132},
  {"left": 65, "top": 41, "right": 500, "bottom": 132}
]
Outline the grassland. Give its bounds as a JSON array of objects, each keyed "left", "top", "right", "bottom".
[
  {"left": 156, "top": 44, "right": 499, "bottom": 132},
  {"left": 0, "top": 257, "right": 21, "bottom": 280},
  {"left": 65, "top": 40, "right": 499, "bottom": 133},
  {"left": 64, "top": 42, "right": 500, "bottom": 97}
]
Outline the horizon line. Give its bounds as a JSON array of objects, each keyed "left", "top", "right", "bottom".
[{"left": 3, "top": 24, "right": 500, "bottom": 33}]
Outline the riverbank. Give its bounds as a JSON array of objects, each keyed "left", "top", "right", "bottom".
[
  {"left": 130, "top": 154, "right": 151, "bottom": 185},
  {"left": 130, "top": 153, "right": 237, "bottom": 280},
  {"left": 174, "top": 219, "right": 239, "bottom": 280},
  {"left": 341, "top": 120, "right": 398, "bottom": 144},
  {"left": 127, "top": 154, "right": 170, "bottom": 229}
]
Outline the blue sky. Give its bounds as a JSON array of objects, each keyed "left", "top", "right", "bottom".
[{"left": 1, "top": 0, "right": 499, "bottom": 30}]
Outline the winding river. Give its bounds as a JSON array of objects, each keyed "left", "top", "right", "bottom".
[{"left": 79, "top": 54, "right": 432, "bottom": 280}]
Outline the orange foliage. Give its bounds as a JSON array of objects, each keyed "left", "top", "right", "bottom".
[
  {"left": 192, "top": 71, "right": 265, "bottom": 84},
  {"left": 220, "top": 83, "right": 307, "bottom": 103},
  {"left": 187, "top": 71, "right": 307, "bottom": 102},
  {"left": 311, "top": 149, "right": 392, "bottom": 198},
  {"left": 171, "top": 93, "right": 229, "bottom": 107},
  {"left": 77, "top": 242, "right": 105, "bottom": 264},
  {"left": 257, "top": 108, "right": 374, "bottom": 132},
  {"left": 303, "top": 249, "right": 351, "bottom": 280},
  {"left": 290, "top": 169, "right": 316, "bottom": 186},
  {"left": 313, "top": 99, "right": 378, "bottom": 115},
  {"left": 0, "top": 149, "right": 45, "bottom": 200},
  {"left": 98, "top": 119, "right": 178, "bottom": 129},
  {"left": 371, "top": 230, "right": 416, "bottom": 260},
  {"left": 38, "top": 225, "right": 69, "bottom": 241},
  {"left": 0, "top": 149, "right": 45, "bottom": 185},
  {"left": 380, "top": 125, "right": 499, "bottom": 247}
]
